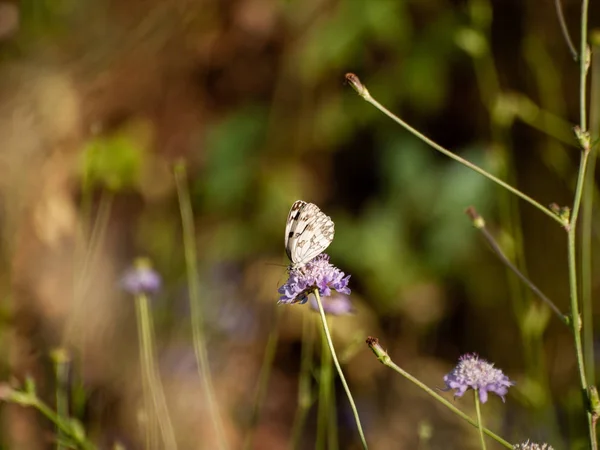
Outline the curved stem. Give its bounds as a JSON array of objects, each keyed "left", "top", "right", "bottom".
[
  {"left": 345, "top": 74, "right": 566, "bottom": 227},
  {"left": 554, "top": 0, "right": 578, "bottom": 60},
  {"left": 313, "top": 290, "right": 368, "bottom": 449},
  {"left": 366, "top": 337, "right": 512, "bottom": 449}
]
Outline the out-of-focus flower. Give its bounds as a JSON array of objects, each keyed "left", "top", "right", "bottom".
[
  {"left": 442, "top": 353, "right": 514, "bottom": 403},
  {"left": 513, "top": 441, "right": 554, "bottom": 450},
  {"left": 309, "top": 293, "right": 354, "bottom": 316},
  {"left": 121, "top": 258, "right": 162, "bottom": 295},
  {"left": 278, "top": 254, "right": 350, "bottom": 305}
]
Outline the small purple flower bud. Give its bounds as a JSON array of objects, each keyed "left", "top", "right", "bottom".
[
  {"left": 513, "top": 441, "right": 554, "bottom": 450},
  {"left": 278, "top": 254, "right": 350, "bottom": 305},
  {"left": 442, "top": 353, "right": 514, "bottom": 404},
  {"left": 309, "top": 293, "right": 354, "bottom": 316},
  {"left": 121, "top": 258, "right": 162, "bottom": 295}
]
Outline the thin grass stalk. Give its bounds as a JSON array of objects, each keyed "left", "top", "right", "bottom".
[
  {"left": 174, "top": 162, "right": 228, "bottom": 450},
  {"left": 135, "top": 293, "right": 178, "bottom": 450}
]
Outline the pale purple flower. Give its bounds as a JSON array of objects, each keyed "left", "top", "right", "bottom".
[
  {"left": 513, "top": 441, "right": 554, "bottom": 450},
  {"left": 442, "top": 353, "right": 514, "bottom": 403},
  {"left": 309, "top": 293, "right": 354, "bottom": 315},
  {"left": 121, "top": 258, "right": 162, "bottom": 295},
  {"left": 278, "top": 254, "right": 350, "bottom": 305}
]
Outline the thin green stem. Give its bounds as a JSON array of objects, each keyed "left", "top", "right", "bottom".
[
  {"left": 554, "top": 0, "right": 578, "bottom": 60},
  {"left": 135, "top": 294, "right": 178, "bottom": 450},
  {"left": 33, "top": 399, "right": 95, "bottom": 450},
  {"left": 8, "top": 386, "right": 96, "bottom": 450},
  {"left": 174, "top": 162, "right": 228, "bottom": 450},
  {"left": 366, "top": 337, "right": 512, "bottom": 449},
  {"left": 580, "top": 1, "right": 590, "bottom": 133},
  {"left": 570, "top": 1, "right": 597, "bottom": 447},
  {"left": 465, "top": 207, "right": 566, "bottom": 324},
  {"left": 345, "top": 74, "right": 566, "bottom": 227},
  {"left": 473, "top": 390, "right": 487, "bottom": 450},
  {"left": 582, "top": 36, "right": 600, "bottom": 392},
  {"left": 289, "top": 313, "right": 316, "bottom": 450},
  {"left": 313, "top": 290, "right": 368, "bottom": 449},
  {"left": 243, "top": 307, "right": 282, "bottom": 450}
]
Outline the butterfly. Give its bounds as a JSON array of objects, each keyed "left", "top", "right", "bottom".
[{"left": 284, "top": 200, "right": 335, "bottom": 271}]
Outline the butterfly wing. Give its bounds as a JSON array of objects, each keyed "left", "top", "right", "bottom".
[
  {"left": 285, "top": 200, "right": 307, "bottom": 261},
  {"left": 285, "top": 201, "right": 335, "bottom": 268}
]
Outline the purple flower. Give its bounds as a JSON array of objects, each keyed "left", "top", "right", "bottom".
[
  {"left": 309, "top": 293, "right": 354, "bottom": 315},
  {"left": 278, "top": 254, "right": 350, "bottom": 305},
  {"left": 442, "top": 353, "right": 514, "bottom": 403},
  {"left": 513, "top": 442, "right": 554, "bottom": 450},
  {"left": 121, "top": 258, "right": 162, "bottom": 295}
]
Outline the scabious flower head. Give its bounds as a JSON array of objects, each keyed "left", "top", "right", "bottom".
[
  {"left": 121, "top": 257, "right": 162, "bottom": 295},
  {"left": 513, "top": 441, "right": 554, "bottom": 450},
  {"left": 309, "top": 292, "right": 354, "bottom": 315},
  {"left": 278, "top": 254, "right": 350, "bottom": 305},
  {"left": 443, "top": 353, "right": 514, "bottom": 403}
]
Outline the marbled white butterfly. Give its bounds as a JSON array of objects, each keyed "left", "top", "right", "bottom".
[{"left": 285, "top": 200, "right": 335, "bottom": 270}]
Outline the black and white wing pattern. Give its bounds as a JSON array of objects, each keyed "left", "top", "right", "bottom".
[{"left": 284, "top": 200, "right": 335, "bottom": 270}]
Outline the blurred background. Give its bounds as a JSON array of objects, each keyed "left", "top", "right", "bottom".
[{"left": 0, "top": 0, "right": 599, "bottom": 448}]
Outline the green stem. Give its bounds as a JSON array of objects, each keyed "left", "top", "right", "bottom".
[
  {"left": 465, "top": 207, "right": 566, "bottom": 324},
  {"left": 473, "top": 390, "right": 487, "bottom": 450},
  {"left": 366, "top": 337, "right": 512, "bottom": 449},
  {"left": 345, "top": 74, "right": 566, "bottom": 227},
  {"left": 243, "top": 307, "right": 282, "bottom": 450},
  {"left": 313, "top": 290, "right": 368, "bottom": 449},
  {"left": 174, "top": 162, "right": 228, "bottom": 450},
  {"left": 554, "top": 0, "right": 578, "bottom": 60},
  {"left": 571, "top": 1, "right": 597, "bottom": 447},
  {"left": 33, "top": 399, "right": 95, "bottom": 450},
  {"left": 8, "top": 386, "right": 96, "bottom": 450},
  {"left": 582, "top": 30, "right": 600, "bottom": 390}
]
